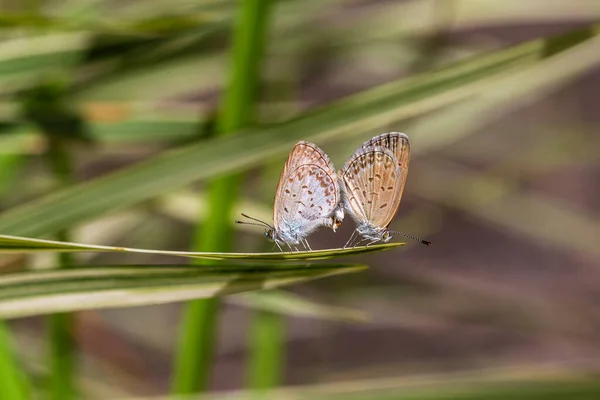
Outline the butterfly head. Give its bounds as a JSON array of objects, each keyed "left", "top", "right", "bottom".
[
  {"left": 381, "top": 230, "right": 393, "bottom": 242},
  {"left": 264, "top": 228, "right": 275, "bottom": 242},
  {"left": 331, "top": 207, "right": 345, "bottom": 232},
  {"left": 356, "top": 223, "right": 388, "bottom": 243}
]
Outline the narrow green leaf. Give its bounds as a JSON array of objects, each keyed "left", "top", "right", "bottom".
[
  {"left": 231, "top": 290, "right": 367, "bottom": 322},
  {"left": 0, "top": 32, "right": 89, "bottom": 94},
  {"left": 246, "top": 307, "right": 284, "bottom": 391},
  {"left": 174, "top": 0, "right": 276, "bottom": 394},
  {"left": 0, "top": 263, "right": 365, "bottom": 320},
  {"left": 127, "top": 373, "right": 600, "bottom": 399},
  {"left": 0, "top": 323, "right": 30, "bottom": 400},
  {"left": 0, "top": 153, "right": 24, "bottom": 197},
  {"left": 0, "top": 234, "right": 404, "bottom": 261}
]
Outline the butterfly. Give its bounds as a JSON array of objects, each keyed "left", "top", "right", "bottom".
[
  {"left": 237, "top": 141, "right": 344, "bottom": 251},
  {"left": 340, "top": 132, "right": 431, "bottom": 247}
]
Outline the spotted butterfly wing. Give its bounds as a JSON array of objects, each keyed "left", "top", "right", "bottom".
[
  {"left": 362, "top": 132, "right": 410, "bottom": 210},
  {"left": 272, "top": 141, "right": 341, "bottom": 245},
  {"left": 341, "top": 146, "right": 402, "bottom": 232}
]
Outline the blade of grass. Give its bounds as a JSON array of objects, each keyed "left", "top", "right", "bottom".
[
  {"left": 335, "top": 0, "right": 600, "bottom": 45},
  {"left": 0, "top": 32, "right": 90, "bottom": 95},
  {"left": 204, "top": 377, "right": 600, "bottom": 400},
  {"left": 173, "top": 0, "right": 275, "bottom": 394},
  {"left": 0, "top": 153, "right": 24, "bottom": 197},
  {"left": 45, "top": 134, "right": 78, "bottom": 400},
  {"left": 0, "top": 27, "right": 597, "bottom": 238},
  {"left": 0, "top": 263, "right": 366, "bottom": 320},
  {"left": 230, "top": 290, "right": 366, "bottom": 323},
  {"left": 0, "top": 125, "right": 31, "bottom": 400},
  {"left": 0, "top": 233, "right": 405, "bottom": 261},
  {"left": 0, "top": 323, "right": 30, "bottom": 400},
  {"left": 247, "top": 308, "right": 284, "bottom": 392},
  {"left": 124, "top": 365, "right": 600, "bottom": 399}
]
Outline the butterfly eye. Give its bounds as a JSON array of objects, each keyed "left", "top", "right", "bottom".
[
  {"left": 332, "top": 218, "right": 342, "bottom": 231},
  {"left": 382, "top": 231, "right": 392, "bottom": 242},
  {"left": 265, "top": 229, "right": 275, "bottom": 242}
]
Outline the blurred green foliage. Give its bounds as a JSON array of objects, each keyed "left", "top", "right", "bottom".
[{"left": 0, "top": 0, "right": 599, "bottom": 399}]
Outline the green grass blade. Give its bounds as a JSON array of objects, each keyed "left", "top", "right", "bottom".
[
  {"left": 0, "top": 153, "right": 24, "bottom": 197},
  {"left": 231, "top": 290, "right": 367, "bottom": 322},
  {"left": 0, "top": 319, "right": 30, "bottom": 400},
  {"left": 41, "top": 106, "right": 79, "bottom": 400},
  {"left": 126, "top": 369, "right": 600, "bottom": 399},
  {"left": 0, "top": 234, "right": 405, "bottom": 260},
  {"left": 0, "top": 32, "right": 89, "bottom": 94},
  {"left": 0, "top": 135, "right": 31, "bottom": 400},
  {"left": 0, "top": 263, "right": 365, "bottom": 320},
  {"left": 205, "top": 379, "right": 600, "bottom": 400},
  {"left": 175, "top": 0, "right": 274, "bottom": 393},
  {"left": 47, "top": 312, "right": 74, "bottom": 400},
  {"left": 3, "top": 27, "right": 597, "bottom": 237},
  {"left": 246, "top": 307, "right": 284, "bottom": 391}
]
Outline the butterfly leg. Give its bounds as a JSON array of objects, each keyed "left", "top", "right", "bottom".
[
  {"left": 353, "top": 237, "right": 369, "bottom": 248},
  {"left": 365, "top": 239, "right": 380, "bottom": 247},
  {"left": 344, "top": 230, "right": 358, "bottom": 249},
  {"left": 274, "top": 242, "right": 283, "bottom": 252},
  {"left": 351, "top": 234, "right": 366, "bottom": 248},
  {"left": 303, "top": 239, "right": 312, "bottom": 251}
]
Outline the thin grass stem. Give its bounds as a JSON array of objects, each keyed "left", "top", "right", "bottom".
[
  {"left": 171, "top": 0, "right": 275, "bottom": 394},
  {"left": 46, "top": 136, "right": 76, "bottom": 400}
]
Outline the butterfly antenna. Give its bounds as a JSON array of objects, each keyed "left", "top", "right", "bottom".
[
  {"left": 237, "top": 213, "right": 273, "bottom": 229},
  {"left": 389, "top": 231, "right": 432, "bottom": 246},
  {"left": 235, "top": 221, "right": 270, "bottom": 228}
]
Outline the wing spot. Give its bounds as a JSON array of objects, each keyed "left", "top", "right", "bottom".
[
  {"left": 375, "top": 174, "right": 382, "bottom": 179},
  {"left": 302, "top": 185, "right": 308, "bottom": 189},
  {"left": 380, "top": 186, "right": 385, "bottom": 191},
  {"left": 285, "top": 189, "right": 290, "bottom": 194},
  {"left": 295, "top": 201, "right": 306, "bottom": 206},
  {"left": 387, "top": 186, "right": 394, "bottom": 190},
  {"left": 308, "top": 190, "right": 313, "bottom": 195},
  {"left": 368, "top": 177, "right": 373, "bottom": 182},
  {"left": 379, "top": 203, "right": 388, "bottom": 209},
  {"left": 284, "top": 207, "right": 289, "bottom": 213}
]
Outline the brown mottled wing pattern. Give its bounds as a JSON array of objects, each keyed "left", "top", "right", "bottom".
[
  {"left": 362, "top": 132, "right": 410, "bottom": 209},
  {"left": 273, "top": 141, "right": 340, "bottom": 235},
  {"left": 341, "top": 146, "right": 402, "bottom": 229}
]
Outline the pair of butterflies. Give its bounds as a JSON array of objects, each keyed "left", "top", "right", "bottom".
[{"left": 237, "top": 132, "right": 431, "bottom": 251}]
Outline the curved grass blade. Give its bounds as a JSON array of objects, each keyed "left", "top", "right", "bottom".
[
  {"left": 0, "top": 263, "right": 366, "bottom": 320},
  {"left": 198, "top": 375, "right": 600, "bottom": 400},
  {"left": 0, "top": 234, "right": 404, "bottom": 261}
]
